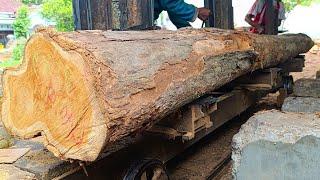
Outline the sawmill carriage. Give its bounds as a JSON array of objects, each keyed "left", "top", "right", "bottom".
[{"left": 70, "top": 2, "right": 300, "bottom": 178}]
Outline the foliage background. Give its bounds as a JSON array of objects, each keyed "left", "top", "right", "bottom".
[
  {"left": 12, "top": 6, "right": 30, "bottom": 38},
  {"left": 0, "top": 39, "right": 26, "bottom": 68},
  {"left": 21, "top": 0, "right": 43, "bottom": 5},
  {"left": 41, "top": 0, "right": 74, "bottom": 32},
  {"left": 282, "top": 0, "right": 320, "bottom": 11}
]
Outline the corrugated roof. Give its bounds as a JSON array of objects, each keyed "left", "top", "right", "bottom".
[{"left": 0, "top": 0, "right": 22, "bottom": 13}]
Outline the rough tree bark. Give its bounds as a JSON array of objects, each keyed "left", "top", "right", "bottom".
[{"left": 1, "top": 28, "right": 313, "bottom": 161}]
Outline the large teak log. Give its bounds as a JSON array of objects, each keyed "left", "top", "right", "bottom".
[{"left": 1, "top": 28, "right": 313, "bottom": 161}]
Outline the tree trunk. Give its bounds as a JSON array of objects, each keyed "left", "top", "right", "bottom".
[{"left": 1, "top": 28, "right": 313, "bottom": 161}]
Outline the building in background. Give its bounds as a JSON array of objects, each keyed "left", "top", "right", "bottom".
[{"left": 0, "top": 0, "right": 21, "bottom": 47}]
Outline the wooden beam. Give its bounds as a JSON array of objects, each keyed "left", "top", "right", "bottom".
[
  {"left": 73, "top": 0, "right": 113, "bottom": 30},
  {"left": 264, "top": 0, "right": 278, "bottom": 35},
  {"left": 205, "top": 0, "right": 234, "bottom": 29},
  {"left": 72, "top": 0, "right": 153, "bottom": 30}
]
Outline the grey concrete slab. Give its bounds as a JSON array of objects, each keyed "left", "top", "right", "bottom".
[
  {"left": 232, "top": 110, "right": 320, "bottom": 180},
  {"left": 0, "top": 164, "right": 35, "bottom": 180},
  {"left": 236, "top": 136, "right": 320, "bottom": 180},
  {"left": 12, "top": 140, "right": 78, "bottom": 180},
  {"left": 282, "top": 96, "right": 320, "bottom": 113},
  {"left": 294, "top": 78, "right": 320, "bottom": 98}
]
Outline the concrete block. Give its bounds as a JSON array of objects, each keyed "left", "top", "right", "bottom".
[
  {"left": 12, "top": 140, "right": 78, "bottom": 180},
  {"left": 0, "top": 137, "right": 78, "bottom": 179},
  {"left": 232, "top": 110, "right": 320, "bottom": 180},
  {"left": 0, "top": 164, "right": 35, "bottom": 180},
  {"left": 0, "top": 114, "right": 78, "bottom": 179},
  {"left": 294, "top": 78, "right": 320, "bottom": 98},
  {"left": 282, "top": 97, "right": 320, "bottom": 113}
]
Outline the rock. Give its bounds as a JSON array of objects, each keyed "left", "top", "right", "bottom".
[
  {"left": 232, "top": 110, "right": 320, "bottom": 180},
  {"left": 294, "top": 78, "right": 320, "bottom": 98},
  {"left": 0, "top": 122, "right": 77, "bottom": 179},
  {"left": 282, "top": 97, "right": 320, "bottom": 113},
  {"left": 12, "top": 139, "right": 78, "bottom": 180},
  {"left": 0, "top": 137, "right": 78, "bottom": 179}
]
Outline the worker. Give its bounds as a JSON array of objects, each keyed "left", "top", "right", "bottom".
[
  {"left": 245, "top": 0, "right": 286, "bottom": 34},
  {"left": 154, "top": 0, "right": 211, "bottom": 29}
]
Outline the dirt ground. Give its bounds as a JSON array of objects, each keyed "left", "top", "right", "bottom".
[
  {"left": 0, "top": 51, "right": 12, "bottom": 62},
  {"left": 291, "top": 52, "right": 320, "bottom": 80}
]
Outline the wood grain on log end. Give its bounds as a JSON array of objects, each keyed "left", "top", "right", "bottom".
[{"left": 2, "top": 32, "right": 107, "bottom": 161}]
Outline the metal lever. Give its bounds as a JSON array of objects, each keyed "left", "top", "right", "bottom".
[
  {"left": 202, "top": 20, "right": 206, "bottom": 28},
  {"left": 79, "top": 162, "right": 89, "bottom": 176}
]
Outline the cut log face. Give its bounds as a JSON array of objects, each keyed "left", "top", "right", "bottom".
[
  {"left": 3, "top": 34, "right": 106, "bottom": 160},
  {"left": 1, "top": 28, "right": 314, "bottom": 161}
]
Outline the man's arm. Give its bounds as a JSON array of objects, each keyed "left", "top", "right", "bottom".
[
  {"left": 198, "top": 8, "right": 211, "bottom": 21},
  {"left": 245, "top": 14, "right": 256, "bottom": 27},
  {"left": 160, "top": 0, "right": 210, "bottom": 22}
]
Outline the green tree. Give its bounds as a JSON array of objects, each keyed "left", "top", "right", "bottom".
[
  {"left": 41, "top": 0, "right": 73, "bottom": 31},
  {"left": 22, "top": 0, "right": 43, "bottom": 5},
  {"left": 282, "top": 0, "right": 320, "bottom": 11},
  {"left": 12, "top": 6, "right": 31, "bottom": 38},
  {"left": 0, "top": 39, "right": 27, "bottom": 68},
  {"left": 10, "top": 40, "right": 26, "bottom": 63}
]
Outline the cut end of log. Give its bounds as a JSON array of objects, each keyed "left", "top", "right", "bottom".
[{"left": 1, "top": 32, "right": 106, "bottom": 161}]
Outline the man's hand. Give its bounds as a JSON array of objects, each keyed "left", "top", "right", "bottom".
[{"left": 197, "top": 8, "right": 211, "bottom": 21}]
